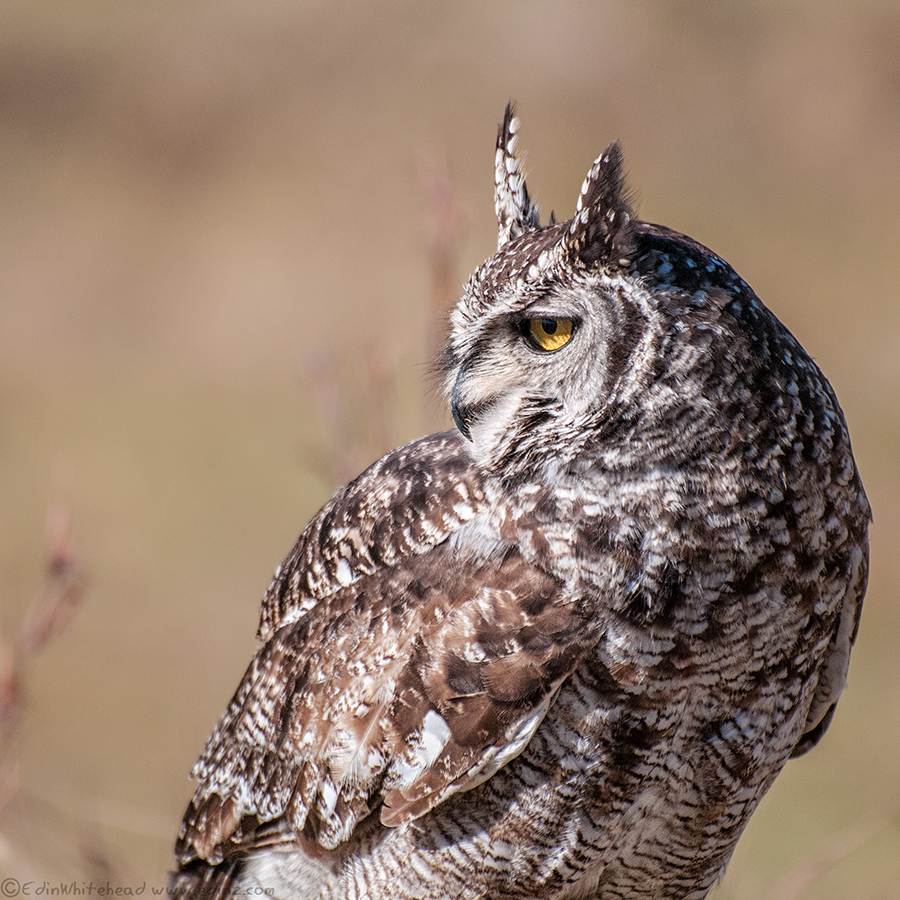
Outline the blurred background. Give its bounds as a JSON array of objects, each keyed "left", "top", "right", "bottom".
[{"left": 0, "top": 1, "right": 897, "bottom": 896}]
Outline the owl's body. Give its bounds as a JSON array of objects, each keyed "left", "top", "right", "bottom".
[{"left": 172, "top": 107, "right": 869, "bottom": 900}]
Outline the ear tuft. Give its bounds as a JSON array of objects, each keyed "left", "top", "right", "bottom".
[
  {"left": 565, "top": 141, "right": 635, "bottom": 267},
  {"left": 495, "top": 103, "right": 541, "bottom": 248}
]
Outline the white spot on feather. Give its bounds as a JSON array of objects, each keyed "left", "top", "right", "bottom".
[
  {"left": 420, "top": 710, "right": 452, "bottom": 765},
  {"left": 319, "top": 779, "right": 338, "bottom": 819},
  {"left": 391, "top": 710, "right": 453, "bottom": 790},
  {"left": 461, "top": 642, "right": 486, "bottom": 663},
  {"left": 336, "top": 557, "right": 353, "bottom": 587}
]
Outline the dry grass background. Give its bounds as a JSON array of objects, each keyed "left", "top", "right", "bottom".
[{"left": 0, "top": 1, "right": 898, "bottom": 896}]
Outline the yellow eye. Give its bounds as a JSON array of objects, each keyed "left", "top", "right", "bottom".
[{"left": 527, "top": 317, "right": 574, "bottom": 352}]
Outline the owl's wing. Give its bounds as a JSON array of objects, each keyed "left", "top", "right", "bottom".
[
  {"left": 176, "top": 431, "right": 596, "bottom": 869},
  {"left": 256, "top": 430, "right": 485, "bottom": 641}
]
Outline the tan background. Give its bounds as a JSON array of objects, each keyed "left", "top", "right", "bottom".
[{"left": 1, "top": 1, "right": 897, "bottom": 896}]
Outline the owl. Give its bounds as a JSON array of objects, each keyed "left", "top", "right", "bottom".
[{"left": 171, "top": 105, "right": 870, "bottom": 900}]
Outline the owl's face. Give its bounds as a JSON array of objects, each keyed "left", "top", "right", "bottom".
[{"left": 444, "top": 229, "right": 647, "bottom": 474}]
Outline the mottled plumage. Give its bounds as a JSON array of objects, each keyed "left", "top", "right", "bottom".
[{"left": 172, "top": 104, "right": 870, "bottom": 900}]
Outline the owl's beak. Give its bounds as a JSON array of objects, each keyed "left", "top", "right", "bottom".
[
  {"left": 450, "top": 370, "right": 473, "bottom": 441},
  {"left": 450, "top": 373, "right": 472, "bottom": 441}
]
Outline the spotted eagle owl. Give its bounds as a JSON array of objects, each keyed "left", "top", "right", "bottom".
[{"left": 171, "top": 105, "right": 870, "bottom": 900}]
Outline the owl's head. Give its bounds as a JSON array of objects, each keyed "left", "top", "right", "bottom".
[{"left": 443, "top": 104, "right": 777, "bottom": 479}]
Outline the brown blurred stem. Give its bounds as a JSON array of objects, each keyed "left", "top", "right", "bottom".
[{"left": 1, "top": 505, "right": 85, "bottom": 740}]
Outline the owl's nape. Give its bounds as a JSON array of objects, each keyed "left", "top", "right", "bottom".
[{"left": 171, "top": 106, "right": 869, "bottom": 900}]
